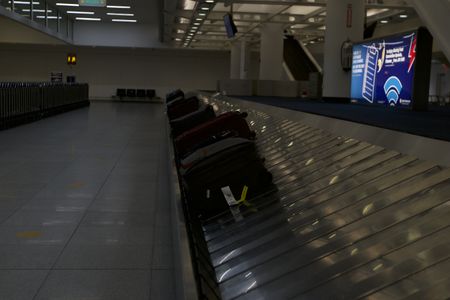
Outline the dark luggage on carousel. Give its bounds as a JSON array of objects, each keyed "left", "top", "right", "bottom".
[
  {"left": 183, "top": 140, "right": 272, "bottom": 219},
  {"left": 174, "top": 111, "right": 255, "bottom": 157},
  {"left": 167, "top": 96, "right": 200, "bottom": 120},
  {"left": 166, "top": 89, "right": 184, "bottom": 103},
  {"left": 170, "top": 104, "right": 216, "bottom": 137},
  {"left": 179, "top": 137, "right": 251, "bottom": 174}
]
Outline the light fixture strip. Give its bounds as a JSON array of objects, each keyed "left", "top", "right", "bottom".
[
  {"left": 111, "top": 19, "right": 137, "bottom": 23},
  {"left": 183, "top": 0, "right": 216, "bottom": 47}
]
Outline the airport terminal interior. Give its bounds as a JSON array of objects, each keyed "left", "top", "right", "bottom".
[{"left": 0, "top": 0, "right": 450, "bottom": 299}]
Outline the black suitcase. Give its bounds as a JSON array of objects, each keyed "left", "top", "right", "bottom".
[
  {"left": 183, "top": 141, "right": 273, "bottom": 219},
  {"left": 166, "top": 89, "right": 184, "bottom": 103},
  {"left": 167, "top": 96, "right": 200, "bottom": 120},
  {"left": 170, "top": 105, "right": 216, "bottom": 137}
]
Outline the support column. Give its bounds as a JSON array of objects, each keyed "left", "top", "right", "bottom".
[
  {"left": 259, "top": 23, "right": 284, "bottom": 81},
  {"left": 240, "top": 38, "right": 251, "bottom": 79},
  {"left": 230, "top": 41, "right": 241, "bottom": 79},
  {"left": 322, "top": 0, "right": 365, "bottom": 98}
]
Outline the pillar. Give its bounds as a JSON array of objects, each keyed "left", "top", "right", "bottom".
[
  {"left": 230, "top": 41, "right": 241, "bottom": 79},
  {"left": 322, "top": 0, "right": 365, "bottom": 98},
  {"left": 259, "top": 23, "right": 284, "bottom": 81},
  {"left": 240, "top": 38, "right": 251, "bottom": 79}
]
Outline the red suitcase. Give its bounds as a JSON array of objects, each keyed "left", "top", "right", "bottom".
[
  {"left": 167, "top": 96, "right": 200, "bottom": 120},
  {"left": 174, "top": 111, "right": 255, "bottom": 157}
]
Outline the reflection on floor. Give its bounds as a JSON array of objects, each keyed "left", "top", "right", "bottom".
[{"left": 0, "top": 102, "right": 175, "bottom": 300}]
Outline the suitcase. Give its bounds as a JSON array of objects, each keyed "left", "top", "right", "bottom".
[
  {"left": 166, "top": 89, "right": 184, "bottom": 103},
  {"left": 183, "top": 141, "right": 273, "bottom": 219},
  {"left": 167, "top": 96, "right": 200, "bottom": 120},
  {"left": 170, "top": 105, "right": 216, "bottom": 137},
  {"left": 179, "top": 137, "right": 251, "bottom": 174},
  {"left": 179, "top": 130, "right": 239, "bottom": 160},
  {"left": 174, "top": 111, "right": 255, "bottom": 157}
]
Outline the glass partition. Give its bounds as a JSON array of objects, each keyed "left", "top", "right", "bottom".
[{"left": 0, "top": 0, "right": 74, "bottom": 40}]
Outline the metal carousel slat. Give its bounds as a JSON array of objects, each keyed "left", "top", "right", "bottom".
[{"left": 195, "top": 95, "right": 450, "bottom": 300}]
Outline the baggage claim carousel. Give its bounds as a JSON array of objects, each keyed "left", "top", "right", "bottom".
[{"left": 170, "top": 93, "right": 450, "bottom": 300}]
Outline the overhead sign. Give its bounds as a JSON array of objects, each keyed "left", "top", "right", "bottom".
[
  {"left": 79, "top": 0, "right": 106, "bottom": 7},
  {"left": 67, "top": 53, "right": 77, "bottom": 65}
]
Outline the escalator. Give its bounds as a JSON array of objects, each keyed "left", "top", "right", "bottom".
[{"left": 283, "top": 35, "right": 321, "bottom": 81}]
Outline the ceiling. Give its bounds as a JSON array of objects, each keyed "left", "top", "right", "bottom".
[
  {"left": 20, "top": 0, "right": 161, "bottom": 24},
  {"left": 163, "top": 0, "right": 418, "bottom": 50}
]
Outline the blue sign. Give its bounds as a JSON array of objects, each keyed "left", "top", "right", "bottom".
[{"left": 351, "top": 31, "right": 417, "bottom": 107}]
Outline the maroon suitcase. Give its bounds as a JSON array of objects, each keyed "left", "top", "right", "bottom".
[
  {"left": 174, "top": 111, "right": 255, "bottom": 157},
  {"left": 167, "top": 97, "right": 200, "bottom": 120}
]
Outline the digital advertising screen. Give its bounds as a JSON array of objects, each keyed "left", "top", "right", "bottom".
[{"left": 351, "top": 31, "right": 418, "bottom": 108}]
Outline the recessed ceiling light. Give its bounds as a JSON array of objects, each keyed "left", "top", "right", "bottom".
[
  {"left": 107, "top": 12, "right": 134, "bottom": 16},
  {"left": 67, "top": 11, "right": 95, "bottom": 14},
  {"left": 175, "top": 38, "right": 181, "bottom": 41},
  {"left": 399, "top": 14, "right": 408, "bottom": 18},
  {"left": 200, "top": 7, "right": 210, "bottom": 10},
  {"left": 23, "top": 8, "right": 50, "bottom": 12},
  {"left": 76, "top": 17, "right": 101, "bottom": 21},
  {"left": 193, "top": 23, "right": 200, "bottom": 26},
  {"left": 205, "top": 0, "right": 214, "bottom": 3},
  {"left": 56, "top": 2, "right": 78, "bottom": 6},
  {"left": 380, "top": 20, "right": 388, "bottom": 23},
  {"left": 8, "top": 1, "right": 39, "bottom": 4},
  {"left": 106, "top": 5, "right": 130, "bottom": 9},
  {"left": 196, "top": 18, "right": 203, "bottom": 21},
  {"left": 112, "top": 19, "right": 137, "bottom": 22},
  {"left": 36, "top": 15, "right": 61, "bottom": 19},
  {"left": 199, "top": 12, "right": 206, "bottom": 16}
]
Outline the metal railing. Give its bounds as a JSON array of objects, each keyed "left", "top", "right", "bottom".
[{"left": 0, "top": 82, "right": 89, "bottom": 130}]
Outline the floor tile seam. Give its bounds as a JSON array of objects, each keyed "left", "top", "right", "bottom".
[
  {"left": 0, "top": 154, "right": 83, "bottom": 227},
  {"left": 31, "top": 136, "right": 133, "bottom": 300},
  {"left": 148, "top": 115, "right": 168, "bottom": 300}
]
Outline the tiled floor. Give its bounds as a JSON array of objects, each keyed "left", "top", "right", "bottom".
[{"left": 0, "top": 102, "right": 175, "bottom": 300}]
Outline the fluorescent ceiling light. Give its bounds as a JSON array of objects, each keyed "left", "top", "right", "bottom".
[
  {"left": 200, "top": 7, "right": 210, "bottom": 10},
  {"left": 107, "top": 12, "right": 134, "bottom": 16},
  {"left": 399, "top": 14, "right": 408, "bottom": 18},
  {"left": 76, "top": 17, "right": 101, "bottom": 21},
  {"left": 56, "top": 2, "right": 79, "bottom": 6},
  {"left": 205, "top": 0, "right": 214, "bottom": 2},
  {"left": 36, "top": 15, "right": 61, "bottom": 19},
  {"left": 193, "top": 22, "right": 200, "bottom": 25},
  {"left": 175, "top": 38, "right": 182, "bottom": 41},
  {"left": 198, "top": 12, "right": 206, "bottom": 16},
  {"left": 195, "top": 18, "right": 202, "bottom": 21},
  {"left": 23, "top": 9, "right": 51, "bottom": 12},
  {"left": 67, "top": 11, "right": 94, "bottom": 14},
  {"left": 380, "top": 20, "right": 388, "bottom": 23},
  {"left": 106, "top": 5, "right": 130, "bottom": 9},
  {"left": 112, "top": 19, "right": 137, "bottom": 22},
  {"left": 8, "top": 1, "right": 40, "bottom": 4}
]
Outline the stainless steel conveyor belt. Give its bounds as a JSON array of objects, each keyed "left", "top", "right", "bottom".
[{"left": 198, "top": 94, "right": 450, "bottom": 300}]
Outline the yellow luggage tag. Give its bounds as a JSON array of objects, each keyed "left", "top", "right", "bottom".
[{"left": 236, "top": 185, "right": 251, "bottom": 207}]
